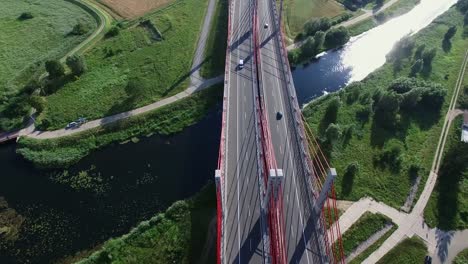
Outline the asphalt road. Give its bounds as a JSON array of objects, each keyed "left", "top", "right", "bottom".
[
  {"left": 223, "top": 0, "right": 265, "bottom": 261},
  {"left": 257, "top": 0, "right": 325, "bottom": 262}
]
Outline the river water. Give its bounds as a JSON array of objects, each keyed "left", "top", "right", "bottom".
[
  {"left": 0, "top": 0, "right": 459, "bottom": 262},
  {"left": 293, "top": 0, "right": 458, "bottom": 105}
]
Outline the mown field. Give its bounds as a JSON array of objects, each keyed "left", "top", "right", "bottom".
[
  {"left": 376, "top": 237, "right": 427, "bottom": 264},
  {"left": 284, "top": 0, "right": 346, "bottom": 39},
  {"left": 303, "top": 6, "right": 468, "bottom": 207},
  {"left": 37, "top": 0, "right": 209, "bottom": 130},
  {"left": 77, "top": 183, "right": 216, "bottom": 264},
  {"left": 0, "top": 0, "right": 97, "bottom": 131}
]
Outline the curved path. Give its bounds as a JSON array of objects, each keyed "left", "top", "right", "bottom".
[
  {"left": 11, "top": 0, "right": 223, "bottom": 140},
  {"left": 286, "top": 0, "right": 400, "bottom": 51},
  {"left": 333, "top": 50, "right": 468, "bottom": 263}
]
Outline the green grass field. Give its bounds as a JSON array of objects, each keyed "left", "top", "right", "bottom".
[
  {"left": 18, "top": 85, "right": 222, "bottom": 168},
  {"left": 339, "top": 212, "right": 393, "bottom": 257},
  {"left": 303, "top": 7, "right": 468, "bottom": 207},
  {"left": 200, "top": 0, "right": 228, "bottom": 78},
  {"left": 454, "top": 248, "right": 468, "bottom": 264},
  {"left": 376, "top": 237, "right": 427, "bottom": 264},
  {"left": 349, "top": 225, "right": 397, "bottom": 264},
  {"left": 37, "top": 0, "right": 209, "bottom": 130},
  {"left": 424, "top": 115, "right": 468, "bottom": 230},
  {"left": 0, "top": 0, "right": 97, "bottom": 130},
  {"left": 284, "top": 0, "right": 346, "bottom": 38},
  {"left": 77, "top": 183, "right": 216, "bottom": 264}
]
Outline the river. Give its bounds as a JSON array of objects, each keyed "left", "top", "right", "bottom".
[
  {"left": 0, "top": 0, "right": 459, "bottom": 262},
  {"left": 293, "top": 0, "right": 458, "bottom": 105}
]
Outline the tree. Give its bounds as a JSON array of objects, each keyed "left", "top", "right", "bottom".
[
  {"left": 346, "top": 162, "right": 360, "bottom": 176},
  {"left": 444, "top": 25, "right": 457, "bottom": 41},
  {"left": 387, "top": 35, "right": 415, "bottom": 62},
  {"left": 18, "top": 12, "right": 33, "bottom": 20},
  {"left": 324, "top": 26, "right": 350, "bottom": 49},
  {"left": 414, "top": 44, "right": 426, "bottom": 60},
  {"left": 29, "top": 95, "right": 46, "bottom": 113},
  {"left": 313, "top": 31, "right": 325, "bottom": 50},
  {"left": 301, "top": 36, "right": 318, "bottom": 58},
  {"left": 410, "top": 59, "right": 423, "bottom": 76},
  {"left": 304, "top": 18, "right": 331, "bottom": 37},
  {"left": 374, "top": 91, "right": 401, "bottom": 127},
  {"left": 66, "top": 55, "right": 87, "bottom": 76},
  {"left": 288, "top": 49, "right": 301, "bottom": 65},
  {"left": 105, "top": 26, "right": 120, "bottom": 38},
  {"left": 464, "top": 12, "right": 468, "bottom": 25},
  {"left": 71, "top": 22, "right": 88, "bottom": 35},
  {"left": 45, "top": 60, "right": 65, "bottom": 78},
  {"left": 325, "top": 123, "right": 342, "bottom": 143},
  {"left": 422, "top": 47, "right": 437, "bottom": 67}
]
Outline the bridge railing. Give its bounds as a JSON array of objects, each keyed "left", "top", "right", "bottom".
[{"left": 216, "top": 0, "right": 234, "bottom": 261}]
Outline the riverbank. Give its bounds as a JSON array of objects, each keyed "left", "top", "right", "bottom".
[
  {"left": 17, "top": 85, "right": 222, "bottom": 168},
  {"left": 302, "top": 5, "right": 467, "bottom": 208},
  {"left": 75, "top": 183, "right": 216, "bottom": 263}
]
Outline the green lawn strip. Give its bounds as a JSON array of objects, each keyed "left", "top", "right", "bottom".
[
  {"left": 337, "top": 212, "right": 392, "bottom": 258},
  {"left": 349, "top": 225, "right": 397, "bottom": 264},
  {"left": 200, "top": 0, "right": 228, "bottom": 78},
  {"left": 348, "top": 0, "right": 421, "bottom": 37},
  {"left": 376, "top": 236, "right": 427, "bottom": 264},
  {"left": 17, "top": 85, "right": 222, "bottom": 169},
  {"left": 303, "top": 7, "right": 468, "bottom": 207},
  {"left": 0, "top": 0, "right": 97, "bottom": 131},
  {"left": 76, "top": 183, "right": 216, "bottom": 264},
  {"left": 454, "top": 248, "right": 468, "bottom": 264},
  {"left": 38, "top": 0, "right": 210, "bottom": 130},
  {"left": 424, "top": 116, "right": 468, "bottom": 230}
]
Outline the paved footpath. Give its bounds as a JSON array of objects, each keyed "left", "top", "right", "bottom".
[{"left": 0, "top": 0, "right": 223, "bottom": 141}]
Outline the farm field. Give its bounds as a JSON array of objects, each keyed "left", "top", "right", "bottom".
[
  {"left": 100, "top": 0, "right": 174, "bottom": 19},
  {"left": 284, "top": 0, "right": 346, "bottom": 38},
  {"left": 38, "top": 0, "right": 209, "bottom": 130},
  {"left": 0, "top": 0, "right": 97, "bottom": 130}
]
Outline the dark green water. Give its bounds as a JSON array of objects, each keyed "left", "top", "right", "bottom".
[{"left": 0, "top": 110, "right": 221, "bottom": 263}]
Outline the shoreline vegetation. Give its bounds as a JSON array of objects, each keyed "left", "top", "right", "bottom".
[
  {"left": 75, "top": 183, "right": 216, "bottom": 264},
  {"left": 17, "top": 85, "right": 222, "bottom": 168},
  {"left": 302, "top": 5, "right": 468, "bottom": 208}
]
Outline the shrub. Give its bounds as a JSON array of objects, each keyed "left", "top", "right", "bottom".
[
  {"left": 18, "top": 12, "right": 33, "bottom": 20},
  {"left": 444, "top": 25, "right": 458, "bottom": 40},
  {"left": 324, "top": 27, "right": 350, "bottom": 49},
  {"left": 325, "top": 123, "right": 342, "bottom": 143},
  {"left": 410, "top": 59, "right": 423, "bottom": 76},
  {"left": 66, "top": 55, "right": 87, "bottom": 76},
  {"left": 70, "top": 22, "right": 88, "bottom": 35},
  {"left": 45, "top": 60, "right": 65, "bottom": 79},
  {"left": 105, "top": 26, "right": 120, "bottom": 38},
  {"left": 304, "top": 18, "right": 331, "bottom": 37}
]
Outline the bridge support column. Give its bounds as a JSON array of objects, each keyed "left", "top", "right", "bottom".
[{"left": 263, "top": 169, "right": 284, "bottom": 208}]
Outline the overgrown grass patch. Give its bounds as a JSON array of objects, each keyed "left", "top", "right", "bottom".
[
  {"left": 424, "top": 116, "right": 468, "bottom": 230},
  {"left": 38, "top": 0, "right": 210, "bottom": 130},
  {"left": 338, "top": 212, "right": 393, "bottom": 257},
  {"left": 376, "top": 236, "right": 427, "bottom": 264},
  {"left": 349, "top": 224, "right": 397, "bottom": 264},
  {"left": 454, "top": 248, "right": 468, "bottom": 264},
  {"left": 200, "top": 0, "right": 228, "bottom": 78},
  {"left": 303, "top": 7, "right": 468, "bottom": 207},
  {"left": 0, "top": 0, "right": 97, "bottom": 131},
  {"left": 18, "top": 85, "right": 222, "bottom": 168},
  {"left": 77, "top": 183, "right": 216, "bottom": 264}
]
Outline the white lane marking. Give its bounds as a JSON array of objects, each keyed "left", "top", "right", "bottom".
[{"left": 235, "top": 0, "right": 241, "bottom": 261}]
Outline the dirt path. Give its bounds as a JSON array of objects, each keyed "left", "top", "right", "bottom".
[{"left": 286, "top": 0, "right": 400, "bottom": 51}]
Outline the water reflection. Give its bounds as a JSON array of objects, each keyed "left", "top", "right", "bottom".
[{"left": 293, "top": 0, "right": 458, "bottom": 105}]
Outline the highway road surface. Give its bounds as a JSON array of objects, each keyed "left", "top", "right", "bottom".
[
  {"left": 257, "top": 0, "right": 326, "bottom": 262},
  {"left": 223, "top": 0, "right": 265, "bottom": 261}
]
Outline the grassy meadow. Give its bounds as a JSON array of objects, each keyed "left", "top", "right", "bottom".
[
  {"left": 0, "top": 0, "right": 97, "bottom": 130},
  {"left": 37, "top": 0, "right": 209, "bottom": 130},
  {"left": 303, "top": 6, "right": 468, "bottom": 207}
]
